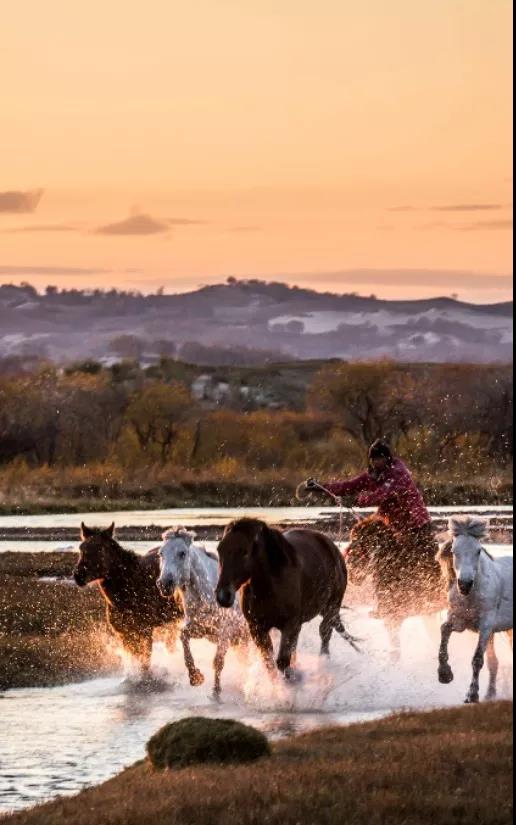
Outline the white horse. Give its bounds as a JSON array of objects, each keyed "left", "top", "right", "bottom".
[
  {"left": 157, "top": 528, "right": 248, "bottom": 697},
  {"left": 437, "top": 515, "right": 513, "bottom": 704}
]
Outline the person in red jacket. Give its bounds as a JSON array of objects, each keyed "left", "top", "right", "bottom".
[{"left": 306, "top": 439, "right": 436, "bottom": 553}]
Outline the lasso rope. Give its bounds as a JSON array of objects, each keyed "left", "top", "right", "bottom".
[{"left": 296, "top": 479, "right": 363, "bottom": 543}]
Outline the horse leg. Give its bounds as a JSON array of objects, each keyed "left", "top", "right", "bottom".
[
  {"left": 213, "top": 638, "right": 229, "bottom": 699},
  {"left": 249, "top": 624, "right": 276, "bottom": 676},
  {"left": 465, "top": 627, "right": 491, "bottom": 704},
  {"left": 319, "top": 613, "right": 334, "bottom": 656},
  {"left": 485, "top": 635, "right": 499, "bottom": 701},
  {"left": 181, "top": 625, "right": 205, "bottom": 687},
  {"left": 384, "top": 617, "right": 402, "bottom": 663},
  {"left": 438, "top": 619, "right": 455, "bottom": 684},
  {"left": 277, "top": 622, "right": 302, "bottom": 682}
]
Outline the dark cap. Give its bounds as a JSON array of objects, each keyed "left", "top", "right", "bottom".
[{"left": 368, "top": 439, "right": 393, "bottom": 463}]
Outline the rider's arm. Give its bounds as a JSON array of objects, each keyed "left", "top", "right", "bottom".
[
  {"left": 324, "top": 471, "right": 372, "bottom": 498},
  {"left": 357, "top": 469, "right": 410, "bottom": 506}
]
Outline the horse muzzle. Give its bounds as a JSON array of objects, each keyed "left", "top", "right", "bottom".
[
  {"left": 73, "top": 570, "right": 87, "bottom": 587},
  {"left": 458, "top": 578, "right": 474, "bottom": 596},
  {"left": 157, "top": 578, "right": 175, "bottom": 598},
  {"left": 216, "top": 585, "right": 236, "bottom": 609}
]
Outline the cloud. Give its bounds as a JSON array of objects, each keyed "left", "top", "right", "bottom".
[
  {"left": 282, "top": 268, "right": 513, "bottom": 292},
  {"left": 389, "top": 203, "right": 508, "bottom": 214},
  {"left": 2, "top": 224, "right": 77, "bottom": 234},
  {"left": 431, "top": 204, "right": 505, "bottom": 212},
  {"left": 459, "top": 219, "right": 513, "bottom": 231},
  {"left": 167, "top": 218, "right": 207, "bottom": 226},
  {"left": 0, "top": 189, "right": 44, "bottom": 214},
  {"left": 95, "top": 212, "right": 170, "bottom": 236},
  {"left": 0, "top": 265, "right": 108, "bottom": 276},
  {"left": 387, "top": 206, "right": 417, "bottom": 212}
]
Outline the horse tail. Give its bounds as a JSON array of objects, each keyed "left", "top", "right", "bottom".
[{"left": 333, "top": 615, "right": 362, "bottom": 653}]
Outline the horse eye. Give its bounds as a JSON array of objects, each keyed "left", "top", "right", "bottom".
[{"left": 179, "top": 550, "right": 186, "bottom": 559}]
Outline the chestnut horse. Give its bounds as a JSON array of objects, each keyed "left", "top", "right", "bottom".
[
  {"left": 346, "top": 516, "right": 444, "bottom": 657},
  {"left": 215, "top": 518, "right": 358, "bottom": 681},
  {"left": 74, "top": 523, "right": 182, "bottom": 673}
]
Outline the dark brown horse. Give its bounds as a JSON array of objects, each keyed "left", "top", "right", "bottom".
[
  {"left": 215, "top": 518, "right": 358, "bottom": 681},
  {"left": 74, "top": 523, "right": 182, "bottom": 672},
  {"left": 346, "top": 516, "right": 444, "bottom": 656}
]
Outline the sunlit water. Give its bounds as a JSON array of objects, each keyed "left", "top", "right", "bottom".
[
  {"left": 0, "top": 504, "right": 512, "bottom": 532},
  {"left": 0, "top": 506, "right": 513, "bottom": 814}
]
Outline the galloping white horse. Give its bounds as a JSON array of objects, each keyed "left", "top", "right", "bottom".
[
  {"left": 157, "top": 528, "right": 248, "bottom": 697},
  {"left": 437, "top": 515, "right": 513, "bottom": 703}
]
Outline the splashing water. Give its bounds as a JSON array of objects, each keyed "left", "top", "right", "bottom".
[{"left": 2, "top": 603, "right": 512, "bottom": 814}]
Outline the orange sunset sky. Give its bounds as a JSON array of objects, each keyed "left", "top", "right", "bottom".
[{"left": 0, "top": 0, "right": 513, "bottom": 301}]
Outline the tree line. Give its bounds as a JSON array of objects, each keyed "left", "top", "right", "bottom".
[{"left": 0, "top": 360, "right": 512, "bottom": 484}]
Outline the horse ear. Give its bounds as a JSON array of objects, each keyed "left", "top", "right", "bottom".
[
  {"left": 80, "top": 522, "right": 93, "bottom": 539},
  {"left": 103, "top": 522, "right": 115, "bottom": 539}
]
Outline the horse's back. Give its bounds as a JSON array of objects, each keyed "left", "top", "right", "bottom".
[{"left": 284, "top": 528, "right": 347, "bottom": 593}]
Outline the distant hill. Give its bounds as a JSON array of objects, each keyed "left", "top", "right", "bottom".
[{"left": 0, "top": 279, "right": 512, "bottom": 364}]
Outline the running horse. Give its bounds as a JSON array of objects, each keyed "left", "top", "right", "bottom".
[
  {"left": 157, "top": 528, "right": 249, "bottom": 697},
  {"left": 215, "top": 518, "right": 359, "bottom": 681},
  {"left": 346, "top": 516, "right": 444, "bottom": 657},
  {"left": 74, "top": 523, "right": 183, "bottom": 674}
]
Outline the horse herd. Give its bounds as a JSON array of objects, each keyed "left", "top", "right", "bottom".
[{"left": 74, "top": 514, "right": 513, "bottom": 705}]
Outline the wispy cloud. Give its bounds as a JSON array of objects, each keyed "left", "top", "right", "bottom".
[
  {"left": 0, "top": 189, "right": 44, "bottom": 214},
  {"left": 0, "top": 265, "right": 108, "bottom": 276},
  {"left": 459, "top": 219, "right": 513, "bottom": 231},
  {"left": 389, "top": 202, "right": 509, "bottom": 214},
  {"left": 2, "top": 224, "right": 77, "bottom": 234},
  {"left": 430, "top": 203, "right": 506, "bottom": 212},
  {"left": 94, "top": 212, "right": 170, "bottom": 236}
]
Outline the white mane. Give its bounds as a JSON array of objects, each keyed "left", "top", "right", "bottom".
[
  {"left": 162, "top": 527, "right": 197, "bottom": 542},
  {"left": 448, "top": 515, "right": 489, "bottom": 541}
]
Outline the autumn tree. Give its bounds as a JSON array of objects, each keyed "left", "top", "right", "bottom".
[{"left": 125, "top": 382, "right": 192, "bottom": 462}]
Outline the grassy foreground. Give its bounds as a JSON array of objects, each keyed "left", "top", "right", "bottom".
[{"left": 2, "top": 703, "right": 512, "bottom": 825}]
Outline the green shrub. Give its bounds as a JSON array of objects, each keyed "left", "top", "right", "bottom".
[{"left": 146, "top": 717, "right": 271, "bottom": 769}]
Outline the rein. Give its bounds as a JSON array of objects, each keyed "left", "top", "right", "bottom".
[{"left": 307, "top": 480, "right": 363, "bottom": 543}]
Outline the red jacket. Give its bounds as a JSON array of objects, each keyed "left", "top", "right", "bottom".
[{"left": 324, "top": 459, "right": 431, "bottom": 533}]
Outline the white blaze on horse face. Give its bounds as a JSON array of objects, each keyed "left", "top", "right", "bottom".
[
  {"left": 452, "top": 534, "right": 482, "bottom": 592},
  {"left": 158, "top": 537, "right": 193, "bottom": 594}
]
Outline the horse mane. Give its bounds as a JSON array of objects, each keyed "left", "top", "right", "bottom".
[
  {"left": 448, "top": 515, "right": 490, "bottom": 541},
  {"left": 162, "top": 526, "right": 218, "bottom": 562},
  {"left": 436, "top": 540, "right": 455, "bottom": 588},
  {"left": 225, "top": 517, "right": 292, "bottom": 573},
  {"left": 162, "top": 527, "right": 197, "bottom": 542}
]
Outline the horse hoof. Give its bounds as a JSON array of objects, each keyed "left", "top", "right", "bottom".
[
  {"left": 465, "top": 693, "right": 479, "bottom": 704},
  {"left": 211, "top": 690, "right": 222, "bottom": 703},
  {"left": 190, "top": 670, "right": 205, "bottom": 687},
  {"left": 284, "top": 667, "right": 303, "bottom": 685},
  {"left": 438, "top": 665, "right": 454, "bottom": 684}
]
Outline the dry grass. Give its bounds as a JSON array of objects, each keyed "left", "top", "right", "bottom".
[
  {"left": 0, "top": 553, "right": 117, "bottom": 689},
  {"left": 2, "top": 702, "right": 512, "bottom": 825}
]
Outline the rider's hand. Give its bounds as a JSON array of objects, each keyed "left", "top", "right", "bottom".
[{"left": 305, "top": 477, "right": 318, "bottom": 491}]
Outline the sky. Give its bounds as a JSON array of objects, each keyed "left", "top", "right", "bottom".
[{"left": 0, "top": 0, "right": 513, "bottom": 302}]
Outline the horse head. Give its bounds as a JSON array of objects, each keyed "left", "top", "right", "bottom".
[
  {"left": 346, "top": 516, "right": 398, "bottom": 585},
  {"left": 157, "top": 528, "right": 196, "bottom": 598},
  {"left": 440, "top": 515, "right": 490, "bottom": 596},
  {"left": 74, "top": 522, "right": 116, "bottom": 587}
]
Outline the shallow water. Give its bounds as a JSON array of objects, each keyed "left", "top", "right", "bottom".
[
  {"left": 0, "top": 504, "right": 512, "bottom": 531},
  {"left": 1, "top": 610, "right": 513, "bottom": 814}
]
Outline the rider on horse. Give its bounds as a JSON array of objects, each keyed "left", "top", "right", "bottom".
[{"left": 306, "top": 439, "right": 437, "bottom": 556}]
